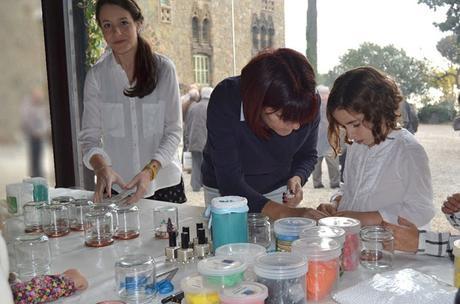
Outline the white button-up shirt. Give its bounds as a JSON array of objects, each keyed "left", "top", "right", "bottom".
[
  {"left": 78, "top": 50, "right": 182, "bottom": 197},
  {"left": 335, "top": 128, "right": 435, "bottom": 227}
]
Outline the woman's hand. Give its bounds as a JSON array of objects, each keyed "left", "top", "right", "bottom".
[
  {"left": 441, "top": 193, "right": 460, "bottom": 214},
  {"left": 301, "top": 208, "right": 328, "bottom": 221},
  {"left": 283, "top": 176, "right": 303, "bottom": 207},
  {"left": 383, "top": 217, "right": 419, "bottom": 253},
  {"left": 317, "top": 203, "right": 337, "bottom": 216},
  {"left": 62, "top": 269, "right": 88, "bottom": 291},
  {"left": 124, "top": 169, "right": 153, "bottom": 204},
  {"left": 94, "top": 166, "right": 126, "bottom": 203}
]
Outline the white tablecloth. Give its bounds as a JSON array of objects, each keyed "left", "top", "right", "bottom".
[{"left": 4, "top": 189, "right": 457, "bottom": 303}]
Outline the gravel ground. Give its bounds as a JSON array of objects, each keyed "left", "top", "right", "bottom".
[{"left": 182, "top": 124, "right": 460, "bottom": 233}]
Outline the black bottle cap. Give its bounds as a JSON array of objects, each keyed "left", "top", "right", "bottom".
[
  {"left": 196, "top": 223, "right": 203, "bottom": 231},
  {"left": 182, "top": 226, "right": 190, "bottom": 234},
  {"left": 181, "top": 232, "right": 190, "bottom": 249},
  {"left": 197, "top": 228, "right": 206, "bottom": 245},
  {"left": 168, "top": 231, "right": 177, "bottom": 247}
]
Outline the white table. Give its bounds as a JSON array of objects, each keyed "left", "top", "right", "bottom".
[{"left": 4, "top": 190, "right": 456, "bottom": 303}]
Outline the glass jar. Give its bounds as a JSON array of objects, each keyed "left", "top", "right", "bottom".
[
  {"left": 360, "top": 226, "right": 394, "bottom": 271},
  {"left": 51, "top": 196, "right": 74, "bottom": 205},
  {"left": 22, "top": 201, "right": 46, "bottom": 233},
  {"left": 115, "top": 254, "right": 156, "bottom": 303},
  {"left": 248, "top": 213, "right": 271, "bottom": 249},
  {"left": 13, "top": 233, "right": 51, "bottom": 281},
  {"left": 114, "top": 204, "right": 140, "bottom": 240},
  {"left": 153, "top": 206, "right": 178, "bottom": 239},
  {"left": 254, "top": 252, "right": 307, "bottom": 304},
  {"left": 318, "top": 217, "right": 361, "bottom": 271},
  {"left": 84, "top": 209, "right": 114, "bottom": 247},
  {"left": 292, "top": 237, "right": 341, "bottom": 302},
  {"left": 69, "top": 199, "right": 93, "bottom": 231},
  {"left": 274, "top": 217, "right": 316, "bottom": 252},
  {"left": 210, "top": 196, "right": 249, "bottom": 250},
  {"left": 42, "top": 204, "right": 70, "bottom": 237}
]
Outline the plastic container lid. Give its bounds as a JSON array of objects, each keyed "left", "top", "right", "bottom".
[
  {"left": 299, "top": 226, "right": 346, "bottom": 246},
  {"left": 274, "top": 217, "right": 316, "bottom": 237},
  {"left": 254, "top": 252, "right": 307, "bottom": 280},
  {"left": 318, "top": 217, "right": 361, "bottom": 234},
  {"left": 220, "top": 281, "right": 268, "bottom": 302},
  {"left": 211, "top": 196, "right": 249, "bottom": 214},
  {"left": 453, "top": 240, "right": 460, "bottom": 256},
  {"left": 180, "top": 274, "right": 218, "bottom": 294},
  {"left": 292, "top": 237, "right": 341, "bottom": 261},
  {"left": 197, "top": 256, "right": 247, "bottom": 277},
  {"left": 215, "top": 243, "right": 266, "bottom": 266}
]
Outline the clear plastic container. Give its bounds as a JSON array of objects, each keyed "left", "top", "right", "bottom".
[
  {"left": 215, "top": 243, "right": 266, "bottom": 281},
  {"left": 292, "top": 237, "right": 341, "bottom": 302},
  {"left": 248, "top": 213, "right": 271, "bottom": 249},
  {"left": 115, "top": 254, "right": 156, "bottom": 303},
  {"left": 180, "top": 274, "right": 220, "bottom": 304},
  {"left": 197, "top": 256, "right": 247, "bottom": 290},
  {"left": 210, "top": 196, "right": 249, "bottom": 249},
  {"left": 274, "top": 217, "right": 316, "bottom": 252},
  {"left": 23, "top": 177, "right": 49, "bottom": 202},
  {"left": 300, "top": 225, "right": 346, "bottom": 275},
  {"left": 69, "top": 198, "right": 93, "bottom": 231},
  {"left": 318, "top": 216, "right": 361, "bottom": 271},
  {"left": 13, "top": 233, "right": 51, "bottom": 281},
  {"left": 84, "top": 209, "right": 114, "bottom": 247},
  {"left": 23, "top": 201, "right": 45, "bottom": 233},
  {"left": 42, "top": 204, "right": 70, "bottom": 237},
  {"left": 220, "top": 281, "right": 268, "bottom": 304},
  {"left": 153, "top": 206, "right": 178, "bottom": 239},
  {"left": 114, "top": 204, "right": 140, "bottom": 240},
  {"left": 254, "top": 252, "right": 308, "bottom": 304},
  {"left": 6, "top": 182, "right": 34, "bottom": 215},
  {"left": 360, "top": 225, "right": 394, "bottom": 271}
]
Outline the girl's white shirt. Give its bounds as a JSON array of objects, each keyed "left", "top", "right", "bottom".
[
  {"left": 79, "top": 50, "right": 182, "bottom": 196},
  {"left": 334, "top": 128, "right": 435, "bottom": 227}
]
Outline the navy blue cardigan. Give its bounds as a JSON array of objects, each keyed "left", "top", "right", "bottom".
[{"left": 202, "top": 76, "right": 319, "bottom": 212}]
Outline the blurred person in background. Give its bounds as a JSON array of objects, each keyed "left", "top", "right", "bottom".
[{"left": 21, "top": 86, "right": 49, "bottom": 177}]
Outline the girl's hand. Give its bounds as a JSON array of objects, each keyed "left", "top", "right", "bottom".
[
  {"left": 62, "top": 269, "right": 88, "bottom": 290},
  {"left": 301, "top": 208, "right": 328, "bottom": 221},
  {"left": 124, "top": 169, "right": 152, "bottom": 204},
  {"left": 283, "top": 176, "right": 303, "bottom": 207},
  {"left": 441, "top": 193, "right": 460, "bottom": 214},
  {"left": 94, "top": 166, "right": 126, "bottom": 203},
  {"left": 383, "top": 217, "right": 419, "bottom": 253},
  {"left": 317, "top": 203, "right": 337, "bottom": 216}
]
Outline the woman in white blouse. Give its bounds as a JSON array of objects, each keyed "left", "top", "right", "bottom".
[
  {"left": 79, "top": 0, "right": 185, "bottom": 204},
  {"left": 317, "top": 66, "right": 435, "bottom": 227}
]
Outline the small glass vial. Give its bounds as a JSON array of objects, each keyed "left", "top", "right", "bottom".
[
  {"left": 69, "top": 199, "right": 93, "bottom": 231},
  {"left": 115, "top": 254, "right": 156, "bottom": 303},
  {"left": 84, "top": 209, "right": 114, "bottom": 247},
  {"left": 248, "top": 213, "right": 271, "bottom": 249},
  {"left": 23, "top": 201, "right": 46, "bottom": 233},
  {"left": 153, "top": 206, "right": 178, "bottom": 239},
  {"left": 42, "top": 204, "right": 70, "bottom": 237},
  {"left": 114, "top": 204, "right": 140, "bottom": 240},
  {"left": 360, "top": 226, "right": 394, "bottom": 271},
  {"left": 454, "top": 239, "right": 460, "bottom": 288}
]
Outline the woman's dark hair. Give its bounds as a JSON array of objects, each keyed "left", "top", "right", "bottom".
[
  {"left": 327, "top": 66, "right": 403, "bottom": 155},
  {"left": 96, "top": 0, "right": 157, "bottom": 98},
  {"left": 240, "top": 48, "right": 318, "bottom": 139}
]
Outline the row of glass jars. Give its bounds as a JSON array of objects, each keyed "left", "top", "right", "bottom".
[{"left": 22, "top": 197, "right": 140, "bottom": 247}]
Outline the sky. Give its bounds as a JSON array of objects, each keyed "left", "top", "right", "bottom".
[{"left": 284, "top": 0, "right": 450, "bottom": 74}]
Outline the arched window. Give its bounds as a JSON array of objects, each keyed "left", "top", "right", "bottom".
[
  {"left": 252, "top": 25, "right": 259, "bottom": 50},
  {"left": 202, "top": 18, "right": 210, "bottom": 43},
  {"left": 192, "top": 16, "right": 199, "bottom": 43},
  {"left": 260, "top": 26, "right": 267, "bottom": 50}
]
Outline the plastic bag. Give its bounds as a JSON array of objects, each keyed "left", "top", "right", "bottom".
[{"left": 333, "top": 268, "right": 456, "bottom": 304}]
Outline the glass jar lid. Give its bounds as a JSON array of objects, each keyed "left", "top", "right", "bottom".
[
  {"left": 360, "top": 226, "right": 394, "bottom": 242},
  {"left": 51, "top": 196, "right": 74, "bottom": 205}
]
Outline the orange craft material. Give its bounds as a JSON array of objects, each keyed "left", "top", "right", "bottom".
[{"left": 306, "top": 258, "right": 339, "bottom": 301}]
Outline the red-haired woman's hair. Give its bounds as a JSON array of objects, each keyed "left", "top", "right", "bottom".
[{"left": 240, "top": 48, "right": 318, "bottom": 139}]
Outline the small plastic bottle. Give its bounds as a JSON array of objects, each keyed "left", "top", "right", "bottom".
[{"left": 454, "top": 239, "right": 460, "bottom": 288}]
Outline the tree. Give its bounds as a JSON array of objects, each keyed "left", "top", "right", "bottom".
[
  {"left": 418, "top": 0, "right": 459, "bottom": 42},
  {"left": 306, "top": 0, "right": 317, "bottom": 73},
  {"left": 322, "top": 43, "right": 431, "bottom": 98}
]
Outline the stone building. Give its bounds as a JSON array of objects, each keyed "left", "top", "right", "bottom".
[{"left": 139, "top": 0, "right": 285, "bottom": 89}]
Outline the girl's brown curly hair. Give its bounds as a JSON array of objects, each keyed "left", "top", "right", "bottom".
[{"left": 327, "top": 66, "right": 403, "bottom": 156}]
